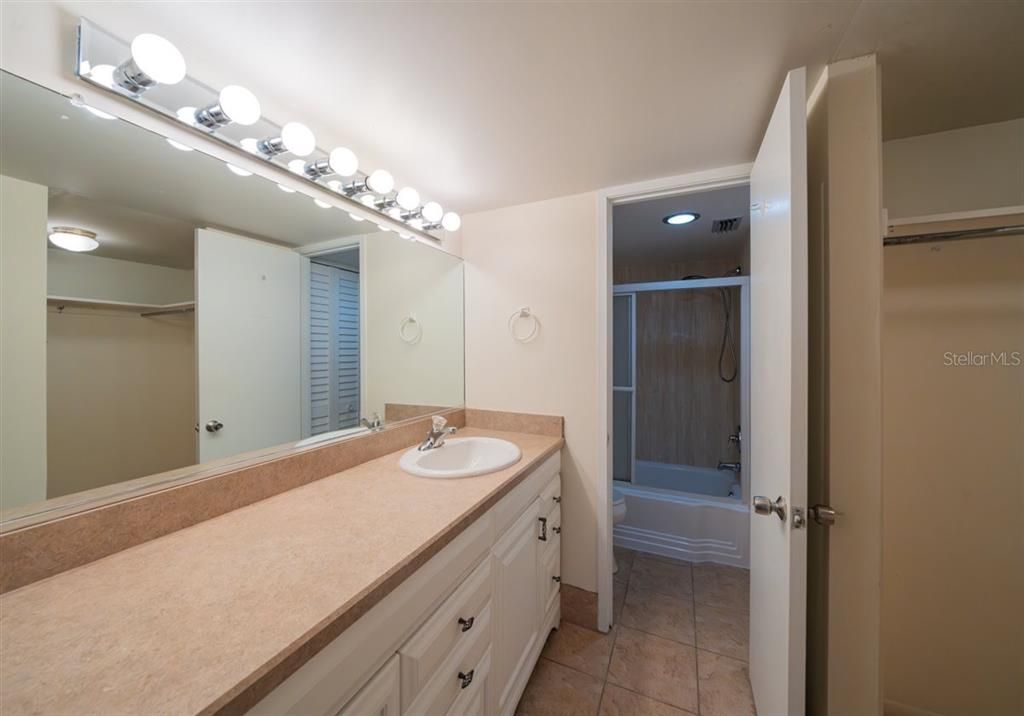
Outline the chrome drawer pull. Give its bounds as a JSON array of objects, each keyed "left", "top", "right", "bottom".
[
  {"left": 552, "top": 526, "right": 561, "bottom": 535},
  {"left": 457, "top": 616, "right": 475, "bottom": 633},
  {"left": 553, "top": 495, "right": 561, "bottom": 503},
  {"left": 552, "top": 575, "right": 561, "bottom": 583},
  {"left": 458, "top": 669, "right": 474, "bottom": 689},
  {"left": 538, "top": 516, "right": 548, "bottom": 541}
]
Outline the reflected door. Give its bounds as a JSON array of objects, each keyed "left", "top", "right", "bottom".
[
  {"left": 612, "top": 293, "right": 635, "bottom": 482},
  {"left": 195, "top": 228, "right": 301, "bottom": 463}
]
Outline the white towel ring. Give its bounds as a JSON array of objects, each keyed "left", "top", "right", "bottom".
[
  {"left": 399, "top": 314, "right": 422, "bottom": 344},
  {"left": 508, "top": 307, "right": 540, "bottom": 343}
]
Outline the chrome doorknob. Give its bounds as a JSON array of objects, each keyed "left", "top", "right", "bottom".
[
  {"left": 205, "top": 419, "right": 224, "bottom": 433},
  {"left": 753, "top": 495, "right": 787, "bottom": 522}
]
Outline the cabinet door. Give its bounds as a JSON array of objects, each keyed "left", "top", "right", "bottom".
[
  {"left": 491, "top": 498, "right": 541, "bottom": 715},
  {"left": 337, "top": 653, "right": 400, "bottom": 716}
]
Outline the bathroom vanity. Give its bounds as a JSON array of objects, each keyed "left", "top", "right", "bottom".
[{"left": 0, "top": 425, "right": 562, "bottom": 716}]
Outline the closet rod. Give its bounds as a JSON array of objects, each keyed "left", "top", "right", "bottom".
[
  {"left": 140, "top": 306, "right": 196, "bottom": 318},
  {"left": 883, "top": 224, "right": 1024, "bottom": 247}
]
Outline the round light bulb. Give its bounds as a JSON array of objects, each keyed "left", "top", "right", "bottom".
[
  {"left": 240, "top": 137, "right": 260, "bottom": 154},
  {"left": 328, "top": 147, "right": 358, "bottom": 177},
  {"left": 359, "top": 194, "right": 378, "bottom": 207},
  {"left": 366, "top": 169, "right": 394, "bottom": 194},
  {"left": 130, "top": 34, "right": 186, "bottom": 85},
  {"left": 281, "top": 122, "right": 315, "bottom": 156},
  {"left": 287, "top": 159, "right": 307, "bottom": 174},
  {"left": 218, "top": 85, "right": 261, "bottom": 125},
  {"left": 441, "top": 212, "right": 462, "bottom": 232},
  {"left": 326, "top": 180, "right": 343, "bottom": 192},
  {"left": 386, "top": 207, "right": 403, "bottom": 220},
  {"left": 421, "top": 201, "right": 443, "bottom": 224},
  {"left": 396, "top": 187, "right": 420, "bottom": 211},
  {"left": 314, "top": 199, "right": 331, "bottom": 209},
  {"left": 88, "top": 64, "right": 116, "bottom": 88},
  {"left": 226, "top": 163, "right": 252, "bottom": 177},
  {"left": 48, "top": 227, "right": 99, "bottom": 252}
]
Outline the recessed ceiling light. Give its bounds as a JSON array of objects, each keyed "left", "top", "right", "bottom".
[
  {"left": 48, "top": 227, "right": 99, "bottom": 252},
  {"left": 663, "top": 212, "right": 700, "bottom": 226}
]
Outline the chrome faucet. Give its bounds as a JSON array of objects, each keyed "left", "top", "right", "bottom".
[
  {"left": 418, "top": 415, "right": 458, "bottom": 451},
  {"left": 717, "top": 461, "right": 741, "bottom": 473},
  {"left": 361, "top": 413, "right": 383, "bottom": 432}
]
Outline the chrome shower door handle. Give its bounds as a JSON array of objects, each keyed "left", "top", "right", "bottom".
[{"left": 752, "top": 495, "right": 787, "bottom": 522}]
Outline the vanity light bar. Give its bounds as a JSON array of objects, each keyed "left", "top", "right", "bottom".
[{"left": 74, "top": 21, "right": 460, "bottom": 239}]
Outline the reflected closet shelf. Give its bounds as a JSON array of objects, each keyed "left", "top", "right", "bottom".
[{"left": 47, "top": 296, "right": 195, "bottom": 317}]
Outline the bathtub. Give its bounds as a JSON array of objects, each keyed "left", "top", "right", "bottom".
[
  {"left": 633, "top": 461, "right": 741, "bottom": 498},
  {"left": 613, "top": 470, "right": 750, "bottom": 568}
]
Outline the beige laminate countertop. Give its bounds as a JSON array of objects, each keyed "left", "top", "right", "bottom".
[{"left": 0, "top": 428, "right": 563, "bottom": 716}]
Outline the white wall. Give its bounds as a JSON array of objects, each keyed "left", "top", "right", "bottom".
[
  {"left": 462, "top": 192, "right": 600, "bottom": 592},
  {"left": 882, "top": 235, "right": 1023, "bottom": 716},
  {"left": 0, "top": 175, "right": 49, "bottom": 511},
  {"left": 362, "top": 232, "right": 465, "bottom": 419},
  {"left": 48, "top": 251, "right": 193, "bottom": 305},
  {"left": 883, "top": 118, "right": 1024, "bottom": 220}
]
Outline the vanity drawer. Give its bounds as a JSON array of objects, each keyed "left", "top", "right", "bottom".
[
  {"left": 446, "top": 648, "right": 490, "bottom": 716},
  {"left": 406, "top": 602, "right": 492, "bottom": 716},
  {"left": 400, "top": 557, "right": 491, "bottom": 705}
]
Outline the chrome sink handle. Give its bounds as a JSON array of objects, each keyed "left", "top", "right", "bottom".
[{"left": 417, "top": 415, "right": 458, "bottom": 451}]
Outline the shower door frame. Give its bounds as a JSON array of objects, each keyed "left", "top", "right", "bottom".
[{"left": 612, "top": 275, "right": 751, "bottom": 506}]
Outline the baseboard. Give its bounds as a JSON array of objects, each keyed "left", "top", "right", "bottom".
[{"left": 615, "top": 524, "right": 747, "bottom": 567}]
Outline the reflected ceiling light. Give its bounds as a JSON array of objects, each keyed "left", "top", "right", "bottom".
[
  {"left": 313, "top": 198, "right": 331, "bottom": 209},
  {"left": 87, "top": 64, "right": 116, "bottom": 89},
  {"left": 348, "top": 213, "right": 365, "bottom": 222},
  {"left": 113, "top": 34, "right": 186, "bottom": 93},
  {"left": 326, "top": 180, "right": 343, "bottom": 192},
  {"left": 395, "top": 187, "right": 420, "bottom": 211},
  {"left": 226, "top": 163, "right": 252, "bottom": 177},
  {"left": 304, "top": 147, "right": 359, "bottom": 180},
  {"left": 359, "top": 194, "right": 378, "bottom": 207},
  {"left": 240, "top": 137, "right": 259, "bottom": 154},
  {"left": 256, "top": 121, "right": 315, "bottom": 157},
  {"left": 277, "top": 184, "right": 296, "bottom": 193},
  {"left": 166, "top": 138, "right": 193, "bottom": 152},
  {"left": 70, "top": 94, "right": 116, "bottom": 120},
  {"left": 175, "top": 106, "right": 198, "bottom": 126},
  {"left": 663, "top": 212, "right": 700, "bottom": 225},
  {"left": 441, "top": 212, "right": 462, "bottom": 232},
  {"left": 386, "top": 207, "right": 403, "bottom": 220},
  {"left": 287, "top": 159, "right": 307, "bottom": 174},
  {"left": 194, "top": 85, "right": 261, "bottom": 129},
  {"left": 48, "top": 227, "right": 99, "bottom": 252},
  {"left": 421, "top": 201, "right": 444, "bottom": 224}
]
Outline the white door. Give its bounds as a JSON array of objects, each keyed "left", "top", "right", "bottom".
[
  {"left": 748, "top": 68, "right": 808, "bottom": 716},
  {"left": 196, "top": 228, "right": 301, "bottom": 463}
]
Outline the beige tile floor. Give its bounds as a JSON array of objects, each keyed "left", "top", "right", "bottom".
[{"left": 517, "top": 548, "right": 756, "bottom": 716}]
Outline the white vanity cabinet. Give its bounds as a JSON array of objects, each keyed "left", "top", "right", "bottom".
[{"left": 250, "top": 451, "right": 561, "bottom": 716}]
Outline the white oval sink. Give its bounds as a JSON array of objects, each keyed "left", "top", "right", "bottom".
[{"left": 400, "top": 437, "right": 522, "bottom": 479}]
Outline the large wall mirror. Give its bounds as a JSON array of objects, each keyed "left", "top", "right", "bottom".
[{"left": 0, "top": 70, "right": 464, "bottom": 519}]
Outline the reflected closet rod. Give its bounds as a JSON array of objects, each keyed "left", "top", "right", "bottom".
[
  {"left": 139, "top": 306, "right": 196, "bottom": 318},
  {"left": 883, "top": 224, "right": 1024, "bottom": 247}
]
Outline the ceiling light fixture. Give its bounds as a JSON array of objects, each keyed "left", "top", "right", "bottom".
[
  {"left": 48, "top": 227, "right": 99, "bottom": 252},
  {"left": 113, "top": 34, "right": 186, "bottom": 94},
  {"left": 193, "top": 85, "right": 261, "bottom": 129},
  {"left": 663, "top": 212, "right": 700, "bottom": 226},
  {"left": 76, "top": 20, "right": 461, "bottom": 241}
]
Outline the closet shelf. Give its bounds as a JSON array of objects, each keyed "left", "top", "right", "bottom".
[{"left": 47, "top": 296, "right": 195, "bottom": 317}]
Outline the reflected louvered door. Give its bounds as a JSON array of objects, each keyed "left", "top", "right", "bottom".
[{"left": 309, "top": 262, "right": 360, "bottom": 435}]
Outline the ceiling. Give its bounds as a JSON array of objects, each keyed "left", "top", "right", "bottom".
[
  {"left": 0, "top": 71, "right": 367, "bottom": 268},
  {"left": 7, "top": 2, "right": 1024, "bottom": 217},
  {"left": 613, "top": 185, "right": 750, "bottom": 268}
]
